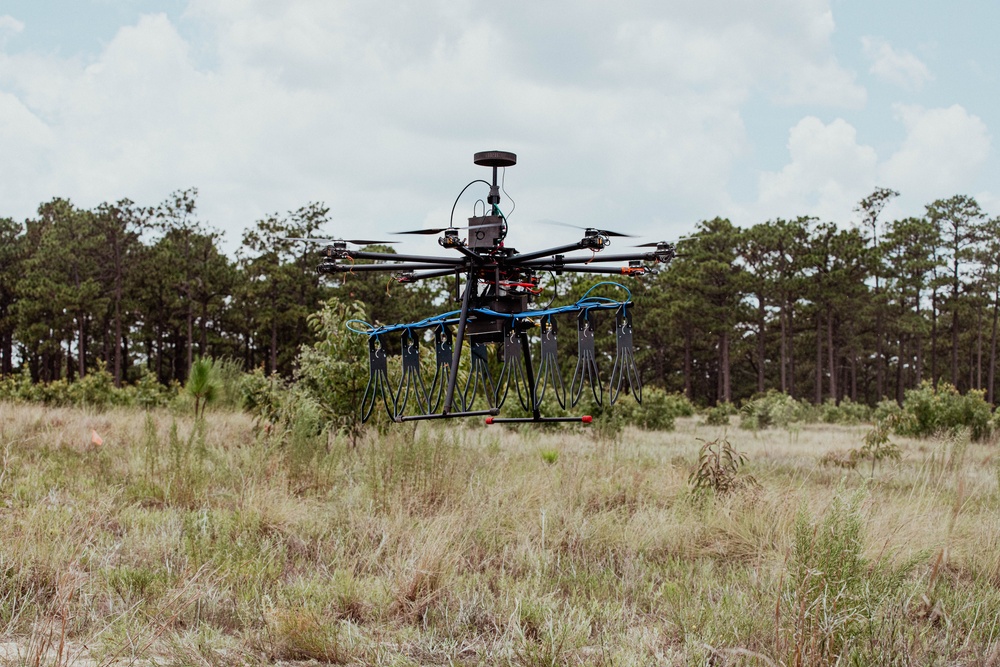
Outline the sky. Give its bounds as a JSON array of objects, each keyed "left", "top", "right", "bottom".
[{"left": 0, "top": 0, "right": 996, "bottom": 254}]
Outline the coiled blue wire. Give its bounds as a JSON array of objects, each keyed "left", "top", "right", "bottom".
[{"left": 346, "top": 281, "right": 632, "bottom": 337}]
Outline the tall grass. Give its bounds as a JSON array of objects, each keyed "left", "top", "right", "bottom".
[{"left": 1, "top": 403, "right": 999, "bottom": 664}]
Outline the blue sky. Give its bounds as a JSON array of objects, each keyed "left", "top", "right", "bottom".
[{"left": 0, "top": 1, "right": 995, "bottom": 252}]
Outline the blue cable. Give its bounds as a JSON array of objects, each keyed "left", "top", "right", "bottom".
[{"left": 347, "top": 282, "right": 633, "bottom": 337}]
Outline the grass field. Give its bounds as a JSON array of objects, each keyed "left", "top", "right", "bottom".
[{"left": 1, "top": 402, "right": 1000, "bottom": 666}]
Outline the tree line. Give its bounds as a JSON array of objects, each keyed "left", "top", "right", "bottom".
[{"left": 0, "top": 187, "right": 997, "bottom": 408}]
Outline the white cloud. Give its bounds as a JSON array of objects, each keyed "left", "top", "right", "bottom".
[
  {"left": 0, "top": 1, "right": 874, "bottom": 249},
  {"left": 754, "top": 116, "right": 877, "bottom": 221},
  {"left": 0, "top": 15, "right": 24, "bottom": 36},
  {"left": 749, "top": 104, "right": 994, "bottom": 226},
  {"left": 862, "top": 36, "right": 932, "bottom": 91},
  {"left": 879, "top": 104, "right": 990, "bottom": 199}
]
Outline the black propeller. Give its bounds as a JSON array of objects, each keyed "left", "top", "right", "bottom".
[
  {"left": 394, "top": 225, "right": 472, "bottom": 235},
  {"left": 540, "top": 220, "right": 634, "bottom": 238},
  {"left": 284, "top": 237, "right": 396, "bottom": 245},
  {"left": 634, "top": 236, "right": 692, "bottom": 248}
]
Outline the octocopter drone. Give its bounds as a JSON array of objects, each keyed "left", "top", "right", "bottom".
[{"left": 292, "top": 151, "right": 676, "bottom": 425}]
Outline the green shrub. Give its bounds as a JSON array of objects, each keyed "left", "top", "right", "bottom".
[
  {"left": 127, "top": 366, "right": 175, "bottom": 409},
  {"left": 820, "top": 397, "right": 871, "bottom": 424},
  {"left": 896, "top": 382, "right": 993, "bottom": 442},
  {"left": 783, "top": 490, "right": 920, "bottom": 664},
  {"left": 67, "top": 361, "right": 120, "bottom": 408},
  {"left": 872, "top": 398, "right": 903, "bottom": 423},
  {"left": 0, "top": 363, "right": 177, "bottom": 411},
  {"left": 703, "top": 404, "right": 732, "bottom": 426},
  {"left": 618, "top": 386, "right": 685, "bottom": 430},
  {"left": 739, "top": 390, "right": 807, "bottom": 430},
  {"left": 295, "top": 298, "right": 377, "bottom": 445}
]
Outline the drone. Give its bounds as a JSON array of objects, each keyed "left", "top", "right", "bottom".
[{"left": 292, "top": 151, "right": 676, "bottom": 425}]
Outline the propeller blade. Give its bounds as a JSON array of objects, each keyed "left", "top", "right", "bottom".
[
  {"left": 284, "top": 237, "right": 396, "bottom": 245},
  {"left": 394, "top": 228, "right": 451, "bottom": 235},
  {"left": 539, "top": 219, "right": 635, "bottom": 238},
  {"left": 634, "top": 236, "right": 692, "bottom": 247},
  {"left": 394, "top": 225, "right": 472, "bottom": 235}
]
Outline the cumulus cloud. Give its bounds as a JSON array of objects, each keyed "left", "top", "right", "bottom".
[
  {"left": 755, "top": 116, "right": 877, "bottom": 221},
  {"left": 0, "top": 15, "right": 24, "bottom": 36},
  {"left": 0, "top": 1, "right": 881, "bottom": 249},
  {"left": 879, "top": 104, "right": 991, "bottom": 198},
  {"left": 749, "top": 104, "right": 993, "bottom": 225},
  {"left": 862, "top": 36, "right": 932, "bottom": 91}
]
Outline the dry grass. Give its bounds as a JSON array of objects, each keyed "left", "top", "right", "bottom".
[{"left": 1, "top": 402, "right": 999, "bottom": 665}]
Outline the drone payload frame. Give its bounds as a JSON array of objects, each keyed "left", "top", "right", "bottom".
[{"left": 310, "top": 151, "right": 676, "bottom": 425}]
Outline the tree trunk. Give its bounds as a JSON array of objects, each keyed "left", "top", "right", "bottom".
[
  {"left": 896, "top": 336, "right": 905, "bottom": 405},
  {"left": 990, "top": 283, "right": 999, "bottom": 404},
  {"left": 684, "top": 330, "right": 693, "bottom": 401},
  {"left": 850, "top": 347, "right": 858, "bottom": 401},
  {"left": 78, "top": 317, "right": 86, "bottom": 379},
  {"left": 720, "top": 330, "right": 731, "bottom": 404},
  {"left": 815, "top": 314, "right": 823, "bottom": 405},
  {"left": 757, "top": 297, "right": 766, "bottom": 394},
  {"left": 827, "top": 309, "right": 836, "bottom": 403},
  {"left": 270, "top": 319, "right": 278, "bottom": 375},
  {"left": 113, "top": 296, "right": 123, "bottom": 386},
  {"left": 200, "top": 301, "right": 209, "bottom": 358},
  {"left": 875, "top": 309, "right": 884, "bottom": 400},
  {"left": 976, "top": 302, "right": 984, "bottom": 390},
  {"left": 951, "top": 306, "right": 960, "bottom": 388},
  {"left": 780, "top": 300, "right": 788, "bottom": 393},
  {"left": 187, "top": 303, "right": 195, "bottom": 376},
  {"left": 788, "top": 307, "right": 796, "bottom": 398},
  {"left": 931, "top": 289, "right": 938, "bottom": 388}
]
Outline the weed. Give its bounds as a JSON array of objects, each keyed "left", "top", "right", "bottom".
[
  {"left": 689, "top": 435, "right": 757, "bottom": 495},
  {"left": 539, "top": 448, "right": 559, "bottom": 465}
]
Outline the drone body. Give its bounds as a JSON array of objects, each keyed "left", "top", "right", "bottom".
[{"left": 302, "top": 151, "right": 676, "bottom": 424}]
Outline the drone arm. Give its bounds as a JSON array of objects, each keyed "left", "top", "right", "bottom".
[
  {"left": 321, "top": 262, "right": 463, "bottom": 273},
  {"left": 519, "top": 251, "right": 658, "bottom": 266},
  {"left": 452, "top": 243, "right": 486, "bottom": 263},
  {"left": 395, "top": 268, "right": 461, "bottom": 282},
  {"left": 346, "top": 250, "right": 465, "bottom": 265},
  {"left": 532, "top": 264, "right": 649, "bottom": 275},
  {"left": 508, "top": 242, "right": 588, "bottom": 264}
]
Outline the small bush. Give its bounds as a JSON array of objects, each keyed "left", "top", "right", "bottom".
[
  {"left": 689, "top": 435, "right": 756, "bottom": 495},
  {"left": 605, "top": 386, "right": 692, "bottom": 431},
  {"left": 703, "top": 403, "right": 733, "bottom": 426},
  {"left": 739, "top": 390, "right": 807, "bottom": 430},
  {"left": 539, "top": 448, "right": 559, "bottom": 465},
  {"left": 896, "top": 382, "right": 993, "bottom": 442},
  {"left": 820, "top": 397, "right": 871, "bottom": 424}
]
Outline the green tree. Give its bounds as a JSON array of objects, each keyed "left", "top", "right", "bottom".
[
  {"left": 92, "top": 199, "right": 148, "bottom": 385},
  {"left": 926, "top": 195, "right": 986, "bottom": 388},
  {"left": 0, "top": 217, "right": 24, "bottom": 376},
  {"left": 673, "top": 218, "right": 747, "bottom": 404},
  {"left": 855, "top": 187, "right": 899, "bottom": 401},
  {"left": 15, "top": 199, "right": 106, "bottom": 381},
  {"left": 296, "top": 298, "right": 373, "bottom": 445},
  {"left": 882, "top": 216, "right": 940, "bottom": 401},
  {"left": 239, "top": 204, "right": 329, "bottom": 375}
]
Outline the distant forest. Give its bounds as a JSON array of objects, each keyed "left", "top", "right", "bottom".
[{"left": 1, "top": 186, "right": 998, "bottom": 408}]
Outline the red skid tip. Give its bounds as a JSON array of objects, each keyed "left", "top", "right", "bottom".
[
  {"left": 485, "top": 417, "right": 495, "bottom": 425},
  {"left": 582, "top": 415, "right": 593, "bottom": 424}
]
